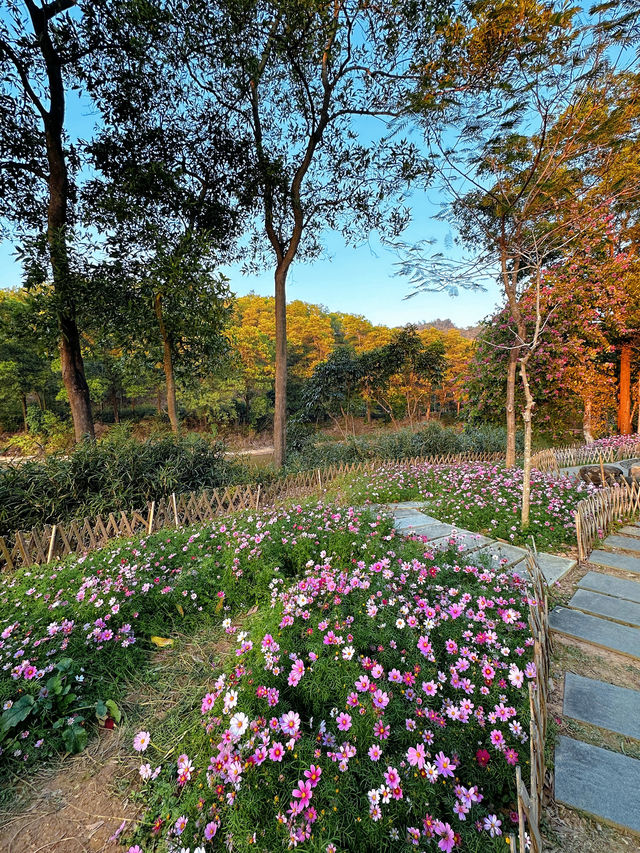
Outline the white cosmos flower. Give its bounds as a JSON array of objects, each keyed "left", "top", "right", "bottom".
[{"left": 229, "top": 712, "right": 249, "bottom": 738}]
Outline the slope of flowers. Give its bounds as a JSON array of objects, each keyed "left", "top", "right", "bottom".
[
  {"left": 0, "top": 504, "right": 394, "bottom": 770},
  {"left": 125, "top": 535, "right": 537, "bottom": 853},
  {"left": 342, "top": 462, "right": 593, "bottom": 549}
]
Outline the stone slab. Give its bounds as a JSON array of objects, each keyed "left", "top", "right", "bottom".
[
  {"left": 452, "top": 530, "right": 493, "bottom": 548},
  {"left": 550, "top": 606, "right": 640, "bottom": 658},
  {"left": 393, "top": 514, "right": 433, "bottom": 531},
  {"left": 568, "top": 588, "right": 640, "bottom": 628},
  {"left": 589, "top": 549, "right": 640, "bottom": 575},
  {"left": 536, "top": 552, "right": 575, "bottom": 585},
  {"left": 563, "top": 673, "right": 640, "bottom": 741},
  {"left": 579, "top": 571, "right": 640, "bottom": 604},
  {"left": 390, "top": 501, "right": 428, "bottom": 510},
  {"left": 602, "top": 534, "right": 640, "bottom": 554},
  {"left": 555, "top": 736, "right": 640, "bottom": 833},
  {"left": 474, "top": 543, "right": 527, "bottom": 567},
  {"left": 619, "top": 525, "right": 640, "bottom": 538},
  {"left": 404, "top": 522, "right": 455, "bottom": 540}
]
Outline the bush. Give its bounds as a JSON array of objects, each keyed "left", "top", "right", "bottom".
[
  {"left": 287, "top": 423, "right": 522, "bottom": 470},
  {"left": 0, "top": 429, "right": 244, "bottom": 539}
]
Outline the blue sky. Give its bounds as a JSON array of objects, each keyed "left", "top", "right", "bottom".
[{"left": 0, "top": 80, "right": 504, "bottom": 329}]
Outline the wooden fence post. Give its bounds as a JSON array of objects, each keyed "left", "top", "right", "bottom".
[
  {"left": 147, "top": 502, "right": 155, "bottom": 535},
  {"left": 256, "top": 484, "right": 261, "bottom": 511},
  {"left": 47, "top": 525, "right": 57, "bottom": 563},
  {"left": 171, "top": 493, "right": 179, "bottom": 527}
]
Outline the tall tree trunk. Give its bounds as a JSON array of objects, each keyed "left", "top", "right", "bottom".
[
  {"left": 505, "top": 348, "right": 518, "bottom": 467},
  {"left": 618, "top": 343, "right": 632, "bottom": 435},
  {"left": 583, "top": 398, "right": 594, "bottom": 444},
  {"left": 154, "top": 292, "right": 179, "bottom": 434},
  {"left": 21, "top": 394, "right": 28, "bottom": 431},
  {"left": 273, "top": 264, "right": 287, "bottom": 468},
  {"left": 32, "top": 5, "right": 94, "bottom": 442},
  {"left": 519, "top": 356, "right": 534, "bottom": 529}
]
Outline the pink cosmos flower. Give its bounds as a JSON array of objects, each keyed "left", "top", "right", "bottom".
[
  {"left": 304, "top": 764, "right": 322, "bottom": 786},
  {"left": 280, "top": 710, "right": 300, "bottom": 735},
  {"left": 269, "top": 742, "right": 285, "bottom": 762},
  {"left": 133, "top": 731, "right": 151, "bottom": 752},
  {"left": 201, "top": 693, "right": 215, "bottom": 714},
  {"left": 355, "top": 675, "right": 370, "bottom": 692},
  {"left": 292, "top": 779, "right": 313, "bottom": 806},
  {"left": 434, "top": 820, "right": 455, "bottom": 852},
  {"left": 490, "top": 729, "right": 505, "bottom": 750},
  {"left": 368, "top": 744, "right": 382, "bottom": 761},
  {"left": 204, "top": 820, "right": 218, "bottom": 840},
  {"left": 337, "top": 712, "right": 352, "bottom": 731},
  {"left": 384, "top": 765, "right": 400, "bottom": 787},
  {"left": 372, "top": 689, "right": 389, "bottom": 709},
  {"left": 407, "top": 743, "right": 426, "bottom": 769},
  {"left": 434, "top": 751, "right": 456, "bottom": 778},
  {"left": 174, "top": 815, "right": 188, "bottom": 835}
]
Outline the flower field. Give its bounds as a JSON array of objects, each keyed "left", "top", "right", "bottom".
[
  {"left": 0, "top": 487, "right": 542, "bottom": 852},
  {"left": 340, "top": 461, "right": 593, "bottom": 550},
  {"left": 124, "top": 526, "right": 536, "bottom": 852},
  {"left": 0, "top": 504, "right": 395, "bottom": 771}
]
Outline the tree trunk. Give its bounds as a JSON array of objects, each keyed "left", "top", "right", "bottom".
[
  {"left": 583, "top": 398, "right": 594, "bottom": 444},
  {"left": 273, "top": 264, "right": 288, "bottom": 468},
  {"left": 519, "top": 356, "right": 534, "bottom": 529},
  {"left": 505, "top": 348, "right": 518, "bottom": 467},
  {"left": 33, "top": 4, "right": 94, "bottom": 443},
  {"left": 21, "top": 394, "right": 28, "bottom": 431},
  {"left": 154, "top": 292, "right": 179, "bottom": 434},
  {"left": 366, "top": 401, "right": 372, "bottom": 424},
  {"left": 618, "top": 343, "right": 632, "bottom": 435}
]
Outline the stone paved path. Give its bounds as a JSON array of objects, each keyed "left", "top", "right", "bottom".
[
  {"left": 385, "top": 501, "right": 575, "bottom": 585},
  {"left": 549, "top": 517, "right": 640, "bottom": 836}
]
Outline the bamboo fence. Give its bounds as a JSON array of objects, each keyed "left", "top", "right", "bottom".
[
  {"left": 574, "top": 481, "right": 640, "bottom": 561},
  {"left": 0, "top": 450, "right": 504, "bottom": 572},
  {"left": 531, "top": 438, "right": 640, "bottom": 475},
  {"left": 509, "top": 546, "right": 551, "bottom": 853}
]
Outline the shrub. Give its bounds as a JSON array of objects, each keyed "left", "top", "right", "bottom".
[{"left": 0, "top": 429, "right": 244, "bottom": 539}]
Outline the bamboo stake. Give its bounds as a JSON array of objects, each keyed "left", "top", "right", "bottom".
[
  {"left": 47, "top": 525, "right": 57, "bottom": 563},
  {"left": 171, "top": 493, "right": 179, "bottom": 526},
  {"left": 147, "top": 501, "right": 155, "bottom": 535},
  {"left": 255, "top": 484, "right": 261, "bottom": 510}
]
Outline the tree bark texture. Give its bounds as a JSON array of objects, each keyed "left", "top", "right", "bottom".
[
  {"left": 505, "top": 348, "right": 518, "bottom": 468},
  {"left": 582, "top": 398, "right": 594, "bottom": 444},
  {"left": 154, "top": 293, "right": 179, "bottom": 434},
  {"left": 519, "top": 356, "right": 534, "bottom": 528},
  {"left": 31, "top": 5, "right": 94, "bottom": 442},
  {"left": 273, "top": 265, "right": 287, "bottom": 468},
  {"left": 618, "top": 343, "right": 632, "bottom": 435}
]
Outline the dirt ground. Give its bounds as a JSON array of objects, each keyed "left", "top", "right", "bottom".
[{"left": 0, "top": 728, "right": 138, "bottom": 853}]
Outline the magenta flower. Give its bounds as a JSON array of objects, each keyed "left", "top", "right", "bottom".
[
  {"left": 204, "top": 820, "right": 218, "bottom": 840},
  {"left": 434, "top": 820, "right": 455, "bottom": 852},
  {"left": 434, "top": 751, "right": 456, "bottom": 778},
  {"left": 336, "top": 712, "right": 352, "bottom": 731},
  {"left": 292, "top": 779, "right": 313, "bottom": 806},
  {"left": 304, "top": 764, "right": 322, "bottom": 786},
  {"left": 372, "top": 689, "right": 389, "bottom": 709},
  {"left": 269, "top": 741, "right": 285, "bottom": 762},
  {"left": 407, "top": 743, "right": 426, "bottom": 769}
]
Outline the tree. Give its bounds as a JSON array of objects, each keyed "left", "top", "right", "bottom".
[
  {"left": 177, "top": 0, "right": 447, "bottom": 466},
  {"left": 0, "top": 0, "right": 95, "bottom": 440},
  {"left": 0, "top": 289, "right": 53, "bottom": 430},
  {"left": 400, "top": 2, "right": 640, "bottom": 525}
]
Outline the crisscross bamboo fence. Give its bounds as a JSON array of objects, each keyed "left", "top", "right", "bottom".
[
  {"left": 509, "top": 546, "right": 551, "bottom": 853},
  {"left": 531, "top": 438, "right": 640, "bottom": 475},
  {"left": 574, "top": 481, "right": 640, "bottom": 561},
  {"left": 0, "top": 450, "right": 504, "bottom": 572}
]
